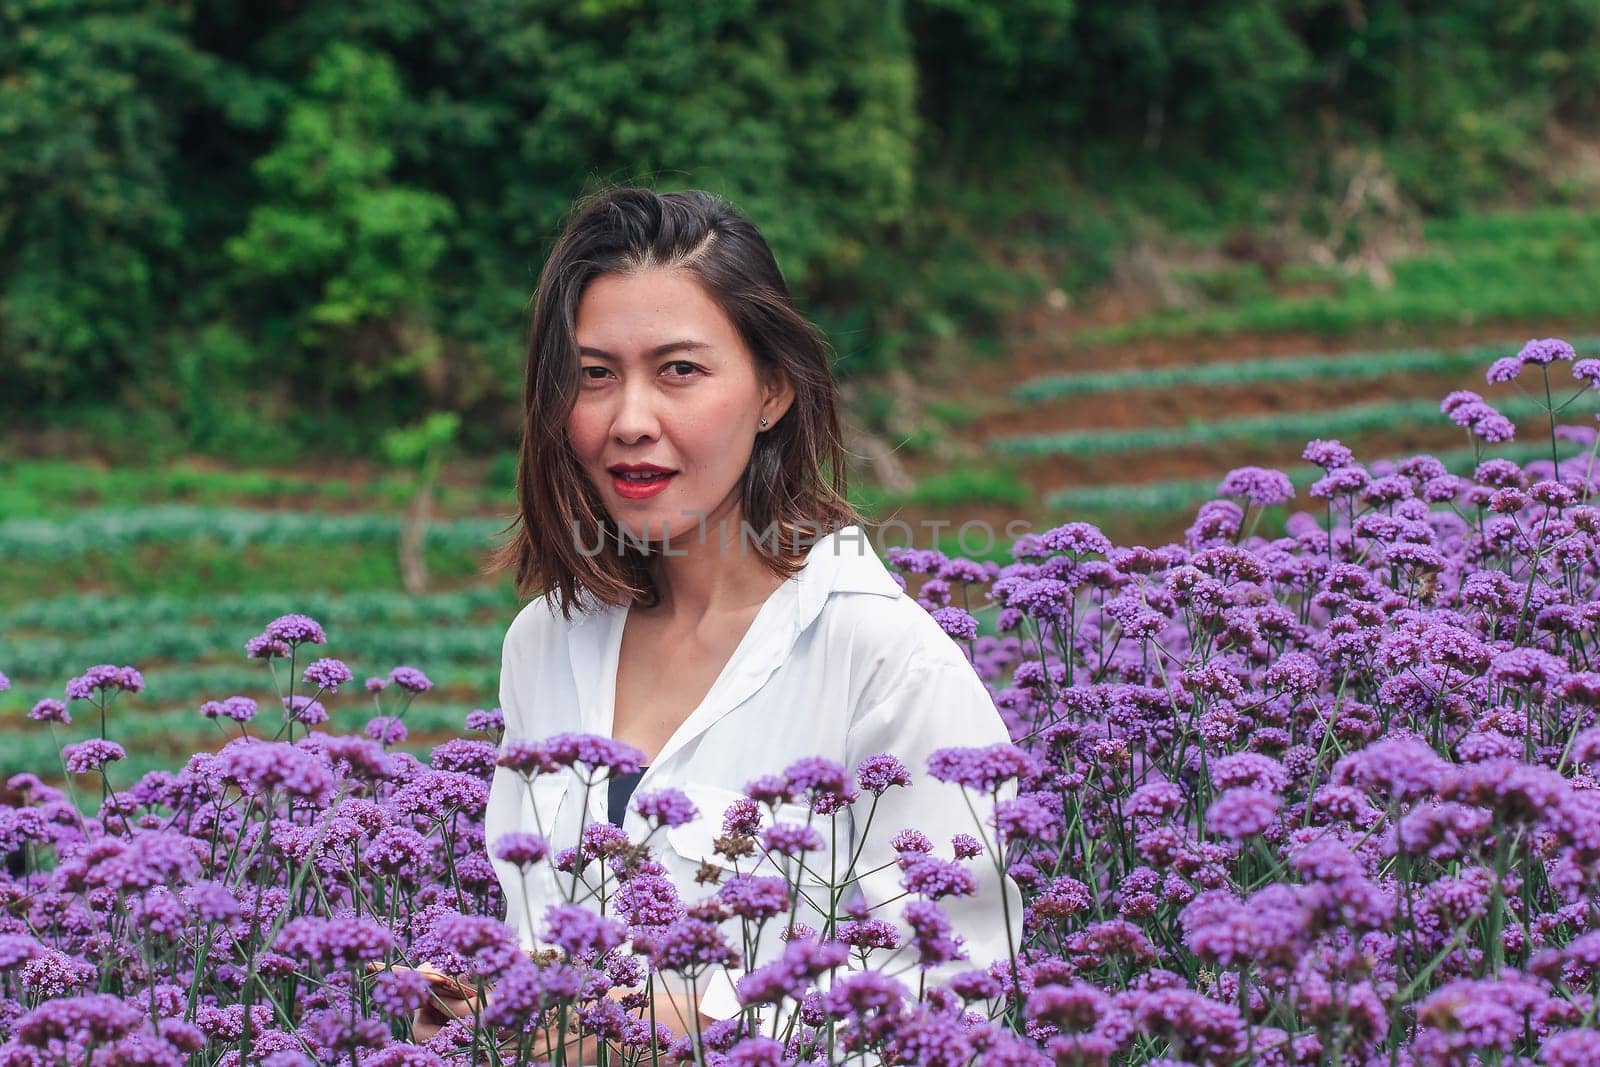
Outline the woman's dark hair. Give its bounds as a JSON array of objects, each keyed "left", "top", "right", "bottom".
[{"left": 484, "top": 186, "right": 864, "bottom": 619}]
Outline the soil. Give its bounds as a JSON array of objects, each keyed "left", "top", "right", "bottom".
[
  {"left": 965, "top": 365, "right": 1513, "bottom": 440},
  {"left": 944, "top": 310, "right": 1600, "bottom": 390}
]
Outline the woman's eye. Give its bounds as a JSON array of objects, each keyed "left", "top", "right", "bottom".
[
  {"left": 664, "top": 361, "right": 700, "bottom": 377},
  {"left": 580, "top": 366, "right": 610, "bottom": 382}
]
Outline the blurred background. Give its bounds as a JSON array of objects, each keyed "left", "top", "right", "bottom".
[{"left": 4, "top": 1, "right": 1600, "bottom": 781}]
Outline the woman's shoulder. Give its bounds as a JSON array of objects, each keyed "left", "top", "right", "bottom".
[
  {"left": 502, "top": 591, "right": 608, "bottom": 658},
  {"left": 812, "top": 584, "right": 977, "bottom": 694}
]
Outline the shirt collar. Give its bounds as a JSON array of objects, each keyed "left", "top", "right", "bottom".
[
  {"left": 791, "top": 524, "right": 903, "bottom": 631},
  {"left": 567, "top": 522, "right": 902, "bottom": 627},
  {"left": 561, "top": 523, "right": 902, "bottom": 767}
]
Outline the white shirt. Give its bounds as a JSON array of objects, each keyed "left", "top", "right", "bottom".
[{"left": 484, "top": 524, "right": 1023, "bottom": 1021}]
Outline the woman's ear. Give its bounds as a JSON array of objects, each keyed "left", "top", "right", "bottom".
[{"left": 759, "top": 364, "right": 796, "bottom": 430}]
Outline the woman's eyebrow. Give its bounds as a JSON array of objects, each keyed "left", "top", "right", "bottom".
[{"left": 578, "top": 340, "right": 713, "bottom": 360}]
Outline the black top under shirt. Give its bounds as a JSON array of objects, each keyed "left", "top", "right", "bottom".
[{"left": 608, "top": 766, "right": 648, "bottom": 827}]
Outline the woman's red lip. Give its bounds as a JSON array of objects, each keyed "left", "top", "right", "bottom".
[{"left": 610, "top": 470, "right": 676, "bottom": 500}]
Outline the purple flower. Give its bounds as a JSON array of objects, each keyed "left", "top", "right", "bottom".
[
  {"left": 634, "top": 916, "right": 740, "bottom": 974},
  {"left": 1487, "top": 356, "right": 1523, "bottom": 383},
  {"left": 246, "top": 632, "right": 292, "bottom": 659},
  {"left": 281, "top": 694, "right": 328, "bottom": 725},
  {"left": 886, "top": 547, "right": 948, "bottom": 574},
  {"left": 1474, "top": 411, "right": 1517, "bottom": 443},
  {"left": 899, "top": 853, "right": 979, "bottom": 899},
  {"left": 837, "top": 918, "right": 902, "bottom": 951},
  {"left": 500, "top": 732, "right": 643, "bottom": 778},
  {"left": 1209, "top": 752, "right": 1289, "bottom": 794},
  {"left": 1303, "top": 439, "right": 1354, "bottom": 469},
  {"left": 1126, "top": 781, "right": 1184, "bottom": 819},
  {"left": 855, "top": 753, "right": 912, "bottom": 795},
  {"left": 931, "top": 607, "right": 979, "bottom": 641},
  {"left": 892, "top": 828, "right": 934, "bottom": 853},
  {"left": 735, "top": 938, "right": 848, "bottom": 1006},
  {"left": 717, "top": 874, "right": 790, "bottom": 920},
  {"left": 540, "top": 903, "right": 626, "bottom": 962},
  {"left": 464, "top": 707, "right": 504, "bottom": 733},
  {"left": 1488, "top": 647, "right": 1569, "bottom": 695},
  {"left": 61, "top": 739, "right": 126, "bottom": 774},
  {"left": 13, "top": 994, "right": 144, "bottom": 1047},
  {"left": 1217, "top": 466, "right": 1295, "bottom": 506},
  {"left": 217, "top": 737, "right": 336, "bottom": 802},
  {"left": 302, "top": 658, "right": 353, "bottom": 692},
  {"left": 1518, "top": 337, "right": 1577, "bottom": 365},
  {"left": 903, "top": 901, "right": 966, "bottom": 967},
  {"left": 410, "top": 912, "right": 523, "bottom": 980},
  {"left": 371, "top": 968, "right": 433, "bottom": 1018},
  {"left": 927, "top": 743, "right": 1038, "bottom": 791},
  {"left": 993, "top": 796, "right": 1059, "bottom": 843},
  {"left": 200, "top": 696, "right": 257, "bottom": 722},
  {"left": 388, "top": 666, "right": 432, "bottom": 693},
  {"left": 64, "top": 664, "right": 143, "bottom": 701},
  {"left": 365, "top": 716, "right": 408, "bottom": 745},
  {"left": 491, "top": 831, "right": 549, "bottom": 867},
  {"left": 1041, "top": 522, "right": 1112, "bottom": 557},
  {"left": 776, "top": 756, "right": 843, "bottom": 797},
  {"left": 1310, "top": 465, "right": 1370, "bottom": 499},
  {"left": 274, "top": 916, "right": 393, "bottom": 968},
  {"left": 1414, "top": 973, "right": 1553, "bottom": 1062},
  {"left": 1398, "top": 802, "right": 1492, "bottom": 861},
  {"left": 181, "top": 882, "right": 242, "bottom": 923},
  {"left": 632, "top": 787, "right": 697, "bottom": 828},
  {"left": 20, "top": 949, "right": 96, "bottom": 997},
  {"left": 392, "top": 770, "right": 488, "bottom": 819},
  {"left": 1204, "top": 788, "right": 1279, "bottom": 841},
  {"left": 1333, "top": 737, "right": 1449, "bottom": 802},
  {"left": 1573, "top": 359, "right": 1600, "bottom": 387},
  {"left": 761, "top": 821, "right": 825, "bottom": 857},
  {"left": 264, "top": 613, "right": 326, "bottom": 645},
  {"left": 821, "top": 969, "right": 909, "bottom": 1020},
  {"left": 1542, "top": 1029, "right": 1600, "bottom": 1067},
  {"left": 365, "top": 826, "right": 430, "bottom": 875},
  {"left": 1129, "top": 987, "right": 1246, "bottom": 1063},
  {"left": 429, "top": 738, "right": 497, "bottom": 779},
  {"left": 28, "top": 698, "right": 70, "bottom": 724}
]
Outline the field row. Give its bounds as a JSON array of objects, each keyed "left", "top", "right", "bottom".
[
  {"left": 8, "top": 586, "right": 513, "bottom": 634},
  {"left": 6, "top": 623, "right": 507, "bottom": 684},
  {"left": 0, "top": 696, "right": 489, "bottom": 784},
  {"left": 0, "top": 458, "right": 511, "bottom": 519},
  {"left": 1048, "top": 439, "right": 1595, "bottom": 512},
  {"left": 0, "top": 506, "right": 511, "bottom": 560},
  {"left": 1082, "top": 208, "right": 1600, "bottom": 343},
  {"left": 1012, "top": 336, "right": 1600, "bottom": 403},
  {"left": 990, "top": 394, "right": 1575, "bottom": 457}
]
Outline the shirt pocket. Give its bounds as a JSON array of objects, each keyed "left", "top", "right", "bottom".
[
  {"left": 501, "top": 776, "right": 575, "bottom": 941},
  {"left": 522, "top": 775, "right": 571, "bottom": 841},
  {"left": 665, "top": 781, "right": 746, "bottom": 875},
  {"left": 772, "top": 800, "right": 845, "bottom": 889},
  {"left": 664, "top": 782, "right": 840, "bottom": 889}
]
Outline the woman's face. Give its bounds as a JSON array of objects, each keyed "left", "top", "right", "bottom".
[{"left": 568, "top": 267, "right": 792, "bottom": 543}]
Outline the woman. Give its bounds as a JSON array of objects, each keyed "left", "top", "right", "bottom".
[{"left": 417, "top": 187, "right": 1022, "bottom": 1054}]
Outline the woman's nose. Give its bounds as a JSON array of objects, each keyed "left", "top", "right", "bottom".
[{"left": 610, "top": 378, "right": 660, "bottom": 442}]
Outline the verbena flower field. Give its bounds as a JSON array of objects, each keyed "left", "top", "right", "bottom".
[{"left": 5, "top": 340, "right": 1600, "bottom": 1064}]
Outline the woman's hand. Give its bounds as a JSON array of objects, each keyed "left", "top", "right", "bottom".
[{"left": 410, "top": 982, "right": 482, "bottom": 1043}]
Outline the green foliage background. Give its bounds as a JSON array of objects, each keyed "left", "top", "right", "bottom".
[{"left": 4, "top": 0, "right": 1598, "bottom": 461}]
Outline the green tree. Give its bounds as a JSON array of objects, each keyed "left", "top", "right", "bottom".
[
  {"left": 226, "top": 43, "right": 455, "bottom": 403},
  {"left": 0, "top": 0, "right": 224, "bottom": 405}
]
